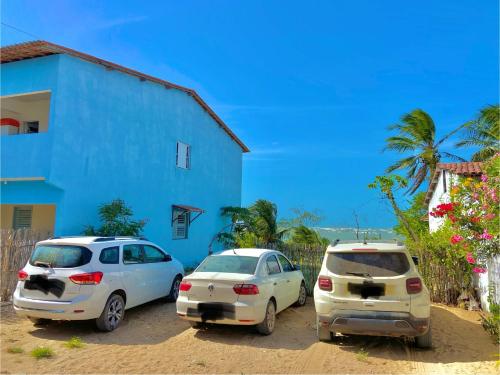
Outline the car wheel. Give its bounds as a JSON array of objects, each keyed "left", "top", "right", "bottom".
[
  {"left": 415, "top": 325, "right": 432, "bottom": 349},
  {"left": 166, "top": 275, "right": 182, "bottom": 302},
  {"left": 317, "top": 316, "right": 333, "bottom": 342},
  {"left": 295, "top": 282, "right": 307, "bottom": 307},
  {"left": 96, "top": 294, "right": 125, "bottom": 332},
  {"left": 256, "top": 300, "right": 276, "bottom": 335},
  {"left": 28, "top": 317, "right": 51, "bottom": 326}
]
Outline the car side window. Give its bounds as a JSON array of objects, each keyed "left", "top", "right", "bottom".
[
  {"left": 99, "top": 246, "right": 119, "bottom": 264},
  {"left": 143, "top": 245, "right": 166, "bottom": 263},
  {"left": 266, "top": 255, "right": 281, "bottom": 275},
  {"left": 123, "top": 244, "right": 143, "bottom": 264},
  {"left": 277, "top": 254, "right": 294, "bottom": 272}
]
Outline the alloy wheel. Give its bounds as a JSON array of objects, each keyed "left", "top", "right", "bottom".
[{"left": 107, "top": 298, "right": 123, "bottom": 329}]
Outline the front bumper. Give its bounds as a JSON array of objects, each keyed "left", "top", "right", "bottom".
[
  {"left": 176, "top": 296, "right": 266, "bottom": 325},
  {"left": 317, "top": 311, "right": 430, "bottom": 338}
]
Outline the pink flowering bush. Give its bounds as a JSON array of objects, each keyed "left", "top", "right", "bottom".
[{"left": 430, "top": 154, "right": 500, "bottom": 273}]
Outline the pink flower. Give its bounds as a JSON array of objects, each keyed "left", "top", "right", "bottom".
[
  {"left": 466, "top": 253, "right": 475, "bottom": 264},
  {"left": 480, "top": 229, "right": 493, "bottom": 240},
  {"left": 484, "top": 213, "right": 496, "bottom": 220},
  {"left": 450, "top": 234, "right": 463, "bottom": 244},
  {"left": 481, "top": 174, "right": 488, "bottom": 182},
  {"left": 473, "top": 267, "right": 487, "bottom": 274}
]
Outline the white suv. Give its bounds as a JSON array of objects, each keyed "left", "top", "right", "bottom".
[
  {"left": 314, "top": 241, "right": 431, "bottom": 348},
  {"left": 13, "top": 236, "right": 184, "bottom": 331}
]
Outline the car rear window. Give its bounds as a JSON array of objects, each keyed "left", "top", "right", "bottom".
[
  {"left": 326, "top": 251, "right": 410, "bottom": 277},
  {"left": 30, "top": 245, "right": 93, "bottom": 268},
  {"left": 196, "top": 255, "right": 259, "bottom": 274}
]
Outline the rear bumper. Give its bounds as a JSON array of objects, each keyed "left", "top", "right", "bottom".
[
  {"left": 176, "top": 296, "right": 267, "bottom": 325},
  {"left": 317, "top": 311, "right": 430, "bottom": 338},
  {"left": 12, "top": 288, "right": 104, "bottom": 320}
]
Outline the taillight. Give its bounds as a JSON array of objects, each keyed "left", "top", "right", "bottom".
[
  {"left": 18, "top": 269, "right": 28, "bottom": 281},
  {"left": 406, "top": 277, "right": 422, "bottom": 294},
  {"left": 179, "top": 281, "right": 192, "bottom": 291},
  {"left": 233, "top": 284, "right": 259, "bottom": 295},
  {"left": 318, "top": 276, "right": 332, "bottom": 291},
  {"left": 69, "top": 272, "right": 103, "bottom": 285}
]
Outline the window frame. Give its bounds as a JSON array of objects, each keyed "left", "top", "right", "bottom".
[
  {"left": 266, "top": 254, "right": 282, "bottom": 275},
  {"left": 172, "top": 207, "right": 190, "bottom": 240},
  {"left": 176, "top": 141, "right": 191, "bottom": 170},
  {"left": 277, "top": 254, "right": 294, "bottom": 272},
  {"left": 13, "top": 206, "right": 33, "bottom": 230},
  {"left": 142, "top": 245, "right": 168, "bottom": 263},
  {"left": 99, "top": 246, "right": 120, "bottom": 265},
  {"left": 122, "top": 244, "right": 144, "bottom": 265}
]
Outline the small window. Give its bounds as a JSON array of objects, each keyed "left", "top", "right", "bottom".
[
  {"left": 277, "top": 254, "right": 294, "bottom": 272},
  {"left": 176, "top": 141, "right": 191, "bottom": 169},
  {"left": 22, "top": 121, "right": 39, "bottom": 134},
  {"left": 123, "top": 244, "right": 143, "bottom": 264},
  {"left": 99, "top": 246, "right": 119, "bottom": 264},
  {"left": 13, "top": 206, "right": 32, "bottom": 229},
  {"left": 266, "top": 255, "right": 281, "bottom": 275},
  {"left": 143, "top": 245, "right": 166, "bottom": 263},
  {"left": 172, "top": 208, "right": 189, "bottom": 239}
]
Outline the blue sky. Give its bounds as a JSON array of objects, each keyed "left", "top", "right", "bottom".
[{"left": 2, "top": 1, "right": 498, "bottom": 228}]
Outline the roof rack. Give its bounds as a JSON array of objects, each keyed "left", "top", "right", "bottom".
[
  {"left": 93, "top": 236, "right": 149, "bottom": 242},
  {"left": 332, "top": 239, "right": 404, "bottom": 246}
]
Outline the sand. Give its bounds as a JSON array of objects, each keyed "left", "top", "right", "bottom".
[{"left": 0, "top": 300, "right": 497, "bottom": 374}]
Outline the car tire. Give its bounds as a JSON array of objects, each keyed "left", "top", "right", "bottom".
[
  {"left": 256, "top": 300, "right": 276, "bottom": 335},
  {"left": 96, "top": 294, "right": 125, "bottom": 332},
  {"left": 415, "top": 325, "right": 432, "bottom": 349},
  {"left": 317, "top": 316, "right": 333, "bottom": 342},
  {"left": 166, "top": 275, "right": 182, "bottom": 302},
  {"left": 294, "top": 281, "right": 307, "bottom": 307},
  {"left": 28, "top": 317, "right": 51, "bottom": 326}
]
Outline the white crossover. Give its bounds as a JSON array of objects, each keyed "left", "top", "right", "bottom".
[
  {"left": 176, "top": 248, "right": 307, "bottom": 335},
  {"left": 314, "top": 241, "right": 432, "bottom": 348},
  {"left": 13, "top": 236, "right": 184, "bottom": 331}
]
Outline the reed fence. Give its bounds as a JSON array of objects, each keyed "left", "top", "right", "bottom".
[{"left": 0, "top": 229, "right": 51, "bottom": 301}]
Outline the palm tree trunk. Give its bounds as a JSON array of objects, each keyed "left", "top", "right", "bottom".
[{"left": 387, "top": 191, "right": 419, "bottom": 242}]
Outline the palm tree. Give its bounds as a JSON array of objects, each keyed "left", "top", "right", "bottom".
[
  {"left": 456, "top": 104, "right": 499, "bottom": 161},
  {"left": 384, "top": 109, "right": 463, "bottom": 194},
  {"left": 249, "top": 199, "right": 287, "bottom": 246}
]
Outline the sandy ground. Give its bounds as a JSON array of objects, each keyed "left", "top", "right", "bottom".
[{"left": 0, "top": 300, "right": 498, "bottom": 374}]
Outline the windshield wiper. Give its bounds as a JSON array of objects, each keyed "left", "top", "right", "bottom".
[
  {"left": 346, "top": 271, "right": 371, "bottom": 278},
  {"left": 34, "top": 261, "right": 52, "bottom": 268}
]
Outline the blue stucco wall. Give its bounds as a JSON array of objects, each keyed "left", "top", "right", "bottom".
[{"left": 1, "top": 54, "right": 243, "bottom": 265}]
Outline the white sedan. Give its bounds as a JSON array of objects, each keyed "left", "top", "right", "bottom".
[{"left": 176, "top": 248, "right": 307, "bottom": 335}]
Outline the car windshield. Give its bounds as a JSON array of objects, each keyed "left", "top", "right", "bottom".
[
  {"left": 30, "top": 245, "right": 93, "bottom": 268},
  {"left": 196, "top": 255, "right": 259, "bottom": 274},
  {"left": 326, "top": 252, "right": 410, "bottom": 277}
]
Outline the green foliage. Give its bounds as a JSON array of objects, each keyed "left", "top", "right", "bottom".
[
  {"left": 456, "top": 104, "right": 499, "bottom": 161},
  {"left": 64, "top": 336, "right": 85, "bottom": 349},
  {"left": 384, "top": 109, "right": 464, "bottom": 194},
  {"left": 7, "top": 346, "right": 23, "bottom": 354},
  {"left": 31, "top": 346, "right": 54, "bottom": 359},
  {"left": 356, "top": 348, "right": 369, "bottom": 362},
  {"left": 290, "top": 225, "right": 329, "bottom": 246},
  {"left": 83, "top": 199, "right": 146, "bottom": 237},
  {"left": 393, "top": 192, "right": 428, "bottom": 238},
  {"left": 481, "top": 298, "right": 500, "bottom": 344}
]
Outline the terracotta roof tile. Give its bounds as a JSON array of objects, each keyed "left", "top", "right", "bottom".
[
  {"left": 1, "top": 41, "right": 249, "bottom": 152},
  {"left": 425, "top": 162, "right": 484, "bottom": 205}
]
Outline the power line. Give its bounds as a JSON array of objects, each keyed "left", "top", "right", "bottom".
[{"left": 1, "top": 22, "right": 41, "bottom": 40}]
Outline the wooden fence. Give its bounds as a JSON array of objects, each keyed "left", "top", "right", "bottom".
[
  {"left": 277, "top": 243, "right": 326, "bottom": 295},
  {"left": 0, "top": 229, "right": 50, "bottom": 301}
]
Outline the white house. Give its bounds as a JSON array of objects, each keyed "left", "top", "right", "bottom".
[{"left": 425, "top": 162, "right": 499, "bottom": 312}]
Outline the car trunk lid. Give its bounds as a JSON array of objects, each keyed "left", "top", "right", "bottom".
[{"left": 184, "top": 272, "right": 255, "bottom": 304}]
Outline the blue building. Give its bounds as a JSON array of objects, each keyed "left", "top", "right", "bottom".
[{"left": 0, "top": 41, "right": 248, "bottom": 264}]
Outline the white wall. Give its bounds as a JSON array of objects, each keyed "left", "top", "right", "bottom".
[{"left": 428, "top": 170, "right": 457, "bottom": 232}]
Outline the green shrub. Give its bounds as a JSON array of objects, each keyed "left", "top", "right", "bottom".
[
  {"left": 7, "top": 346, "right": 23, "bottom": 354},
  {"left": 31, "top": 346, "right": 54, "bottom": 359},
  {"left": 64, "top": 336, "right": 85, "bottom": 349}
]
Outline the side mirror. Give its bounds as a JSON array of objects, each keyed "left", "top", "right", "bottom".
[
  {"left": 294, "top": 264, "right": 301, "bottom": 271},
  {"left": 164, "top": 254, "right": 172, "bottom": 262},
  {"left": 412, "top": 256, "right": 419, "bottom": 266}
]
